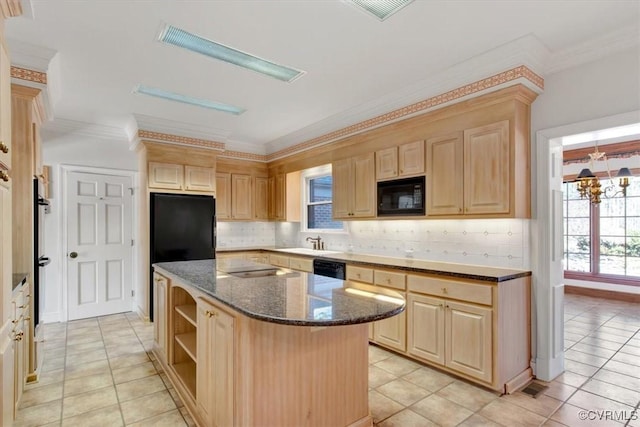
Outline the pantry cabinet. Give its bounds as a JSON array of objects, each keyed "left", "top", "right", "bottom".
[
  {"left": 376, "top": 140, "right": 425, "bottom": 180},
  {"left": 333, "top": 153, "right": 375, "bottom": 219}
]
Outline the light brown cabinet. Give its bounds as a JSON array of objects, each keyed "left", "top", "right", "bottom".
[
  {"left": 407, "top": 293, "right": 492, "bottom": 382},
  {"left": 148, "top": 162, "right": 215, "bottom": 193},
  {"left": 427, "top": 121, "right": 519, "bottom": 217},
  {"left": 376, "top": 140, "right": 425, "bottom": 180},
  {"left": 153, "top": 273, "right": 168, "bottom": 363},
  {"left": 254, "top": 177, "right": 269, "bottom": 220},
  {"left": 197, "top": 297, "right": 235, "bottom": 427},
  {"left": 333, "top": 153, "right": 375, "bottom": 219},
  {"left": 216, "top": 173, "right": 252, "bottom": 220},
  {"left": 268, "top": 172, "right": 301, "bottom": 221}
]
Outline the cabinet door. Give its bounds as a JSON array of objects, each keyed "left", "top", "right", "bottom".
[
  {"left": 231, "top": 174, "right": 252, "bottom": 220},
  {"left": 274, "top": 174, "right": 286, "bottom": 221},
  {"left": 148, "top": 162, "right": 184, "bottom": 190},
  {"left": 398, "top": 140, "right": 425, "bottom": 176},
  {"left": 215, "top": 173, "right": 231, "bottom": 220},
  {"left": 426, "top": 133, "right": 463, "bottom": 216},
  {"left": 197, "top": 299, "right": 235, "bottom": 427},
  {"left": 0, "top": 43, "right": 11, "bottom": 171},
  {"left": 332, "top": 159, "right": 351, "bottom": 219},
  {"left": 254, "top": 177, "right": 269, "bottom": 220},
  {"left": 373, "top": 291, "right": 406, "bottom": 352},
  {"left": 463, "top": 121, "right": 510, "bottom": 214},
  {"left": 408, "top": 294, "right": 445, "bottom": 365},
  {"left": 351, "top": 153, "right": 376, "bottom": 218},
  {"left": 376, "top": 147, "right": 397, "bottom": 180},
  {"left": 267, "top": 176, "right": 276, "bottom": 219},
  {"left": 153, "top": 273, "right": 168, "bottom": 363},
  {"left": 184, "top": 166, "right": 215, "bottom": 192},
  {"left": 445, "top": 300, "right": 492, "bottom": 382}
]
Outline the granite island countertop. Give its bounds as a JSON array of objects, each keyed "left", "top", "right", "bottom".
[
  {"left": 154, "top": 259, "right": 405, "bottom": 327},
  {"left": 217, "top": 246, "right": 531, "bottom": 282}
]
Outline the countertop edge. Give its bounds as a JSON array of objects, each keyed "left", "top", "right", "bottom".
[
  {"left": 154, "top": 262, "right": 406, "bottom": 327},
  {"left": 217, "top": 247, "right": 532, "bottom": 282}
]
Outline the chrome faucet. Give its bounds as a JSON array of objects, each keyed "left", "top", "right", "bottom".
[{"left": 306, "top": 236, "right": 323, "bottom": 250}]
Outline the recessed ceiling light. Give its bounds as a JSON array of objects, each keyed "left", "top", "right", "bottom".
[
  {"left": 158, "top": 24, "right": 305, "bottom": 83},
  {"left": 133, "top": 84, "right": 246, "bottom": 115},
  {"left": 345, "top": 0, "right": 414, "bottom": 21}
]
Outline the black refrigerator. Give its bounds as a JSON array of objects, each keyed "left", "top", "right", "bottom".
[{"left": 150, "top": 192, "right": 216, "bottom": 320}]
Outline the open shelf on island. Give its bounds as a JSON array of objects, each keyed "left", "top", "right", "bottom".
[
  {"left": 175, "top": 332, "right": 197, "bottom": 362},
  {"left": 175, "top": 304, "right": 197, "bottom": 327},
  {"left": 173, "top": 360, "right": 196, "bottom": 398}
]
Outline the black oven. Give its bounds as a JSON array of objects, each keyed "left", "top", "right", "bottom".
[{"left": 377, "top": 176, "right": 425, "bottom": 216}]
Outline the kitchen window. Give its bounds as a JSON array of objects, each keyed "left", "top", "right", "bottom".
[
  {"left": 302, "top": 165, "right": 343, "bottom": 232},
  {"left": 563, "top": 176, "right": 640, "bottom": 285}
]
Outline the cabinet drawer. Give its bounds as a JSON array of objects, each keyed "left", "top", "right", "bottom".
[
  {"left": 269, "top": 254, "right": 289, "bottom": 268},
  {"left": 346, "top": 266, "right": 373, "bottom": 283},
  {"left": 408, "top": 275, "right": 492, "bottom": 306},
  {"left": 289, "top": 257, "right": 313, "bottom": 273},
  {"left": 374, "top": 270, "right": 406, "bottom": 290}
]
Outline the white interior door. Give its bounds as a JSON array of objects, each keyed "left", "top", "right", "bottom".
[{"left": 67, "top": 171, "right": 133, "bottom": 320}]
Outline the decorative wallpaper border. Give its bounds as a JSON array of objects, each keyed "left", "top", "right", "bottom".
[
  {"left": 138, "top": 129, "right": 225, "bottom": 151},
  {"left": 265, "top": 65, "right": 544, "bottom": 161},
  {"left": 218, "top": 150, "right": 268, "bottom": 162},
  {"left": 11, "top": 66, "right": 47, "bottom": 84}
]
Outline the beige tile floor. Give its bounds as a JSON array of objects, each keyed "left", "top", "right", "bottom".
[{"left": 15, "top": 293, "right": 640, "bottom": 426}]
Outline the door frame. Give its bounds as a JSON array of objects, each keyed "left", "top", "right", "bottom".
[
  {"left": 531, "top": 110, "right": 640, "bottom": 381},
  {"left": 59, "top": 164, "right": 138, "bottom": 322}
]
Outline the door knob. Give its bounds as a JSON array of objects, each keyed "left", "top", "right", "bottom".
[{"left": 69, "top": 252, "right": 78, "bottom": 259}]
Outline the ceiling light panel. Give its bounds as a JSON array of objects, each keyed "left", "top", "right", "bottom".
[
  {"left": 133, "top": 84, "right": 246, "bottom": 115},
  {"left": 346, "top": 0, "right": 414, "bottom": 21},
  {"left": 158, "top": 24, "right": 305, "bottom": 82}
]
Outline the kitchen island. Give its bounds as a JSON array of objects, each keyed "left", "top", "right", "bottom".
[{"left": 152, "top": 259, "right": 405, "bottom": 427}]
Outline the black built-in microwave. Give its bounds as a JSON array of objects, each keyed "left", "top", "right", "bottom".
[{"left": 377, "top": 176, "right": 425, "bottom": 216}]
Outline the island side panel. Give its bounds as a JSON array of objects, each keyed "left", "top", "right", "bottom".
[{"left": 238, "top": 318, "right": 372, "bottom": 427}]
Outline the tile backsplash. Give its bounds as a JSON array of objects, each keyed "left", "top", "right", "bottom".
[
  {"left": 216, "top": 221, "right": 276, "bottom": 248},
  {"left": 221, "top": 219, "right": 530, "bottom": 269}
]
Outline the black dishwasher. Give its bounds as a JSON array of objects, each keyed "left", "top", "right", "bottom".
[{"left": 313, "top": 259, "right": 346, "bottom": 280}]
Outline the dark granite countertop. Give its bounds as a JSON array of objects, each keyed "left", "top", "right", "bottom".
[
  {"left": 217, "top": 247, "right": 531, "bottom": 282},
  {"left": 154, "top": 259, "right": 405, "bottom": 327},
  {"left": 13, "top": 273, "right": 28, "bottom": 290}
]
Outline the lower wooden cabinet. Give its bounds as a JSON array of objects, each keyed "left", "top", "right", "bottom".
[
  {"left": 408, "top": 293, "right": 492, "bottom": 382},
  {"left": 373, "top": 297, "right": 406, "bottom": 352},
  {"left": 153, "top": 273, "right": 168, "bottom": 362},
  {"left": 197, "top": 297, "right": 235, "bottom": 427}
]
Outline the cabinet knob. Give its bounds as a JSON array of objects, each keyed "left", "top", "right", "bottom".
[
  {"left": 439, "top": 303, "right": 444, "bottom": 308},
  {"left": 205, "top": 310, "right": 218, "bottom": 318},
  {"left": 441, "top": 287, "right": 447, "bottom": 294},
  {"left": 0, "top": 142, "right": 8, "bottom": 153},
  {"left": 14, "top": 331, "right": 24, "bottom": 341},
  {"left": 458, "top": 208, "right": 462, "bottom": 213},
  {"left": 0, "top": 170, "right": 9, "bottom": 182}
]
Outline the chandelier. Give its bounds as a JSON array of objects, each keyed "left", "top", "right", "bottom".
[{"left": 575, "top": 141, "right": 631, "bottom": 204}]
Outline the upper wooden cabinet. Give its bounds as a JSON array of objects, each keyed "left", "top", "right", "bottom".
[
  {"left": 333, "top": 153, "right": 375, "bottom": 219},
  {"left": 0, "top": 44, "right": 10, "bottom": 177},
  {"left": 376, "top": 140, "right": 425, "bottom": 181},
  {"left": 268, "top": 171, "right": 300, "bottom": 222},
  {"left": 254, "top": 177, "right": 269, "bottom": 220},
  {"left": 216, "top": 173, "right": 252, "bottom": 221},
  {"left": 427, "top": 120, "right": 527, "bottom": 218},
  {"left": 148, "top": 162, "right": 215, "bottom": 193}
]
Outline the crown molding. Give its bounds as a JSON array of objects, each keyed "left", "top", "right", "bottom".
[
  {"left": 266, "top": 67, "right": 543, "bottom": 162},
  {"left": 42, "top": 117, "right": 130, "bottom": 141},
  {"left": 265, "top": 34, "right": 548, "bottom": 155},
  {"left": 6, "top": 38, "right": 57, "bottom": 72},
  {"left": 137, "top": 130, "right": 225, "bottom": 152},
  {"left": 0, "top": 0, "right": 22, "bottom": 18},
  {"left": 545, "top": 25, "right": 640, "bottom": 75}
]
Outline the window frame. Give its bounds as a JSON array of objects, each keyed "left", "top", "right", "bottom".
[
  {"left": 563, "top": 174, "right": 640, "bottom": 286},
  {"left": 300, "top": 164, "right": 345, "bottom": 233}
]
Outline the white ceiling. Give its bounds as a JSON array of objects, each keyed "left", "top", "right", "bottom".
[{"left": 5, "top": 0, "right": 640, "bottom": 154}]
